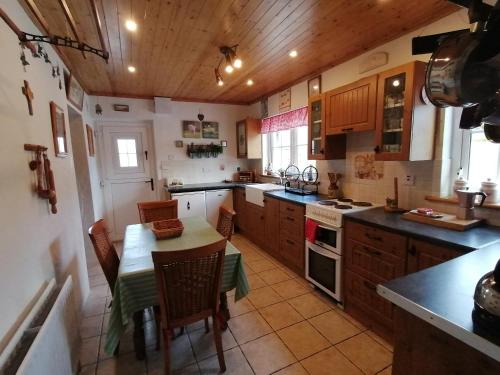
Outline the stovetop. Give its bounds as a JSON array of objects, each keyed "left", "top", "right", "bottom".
[{"left": 306, "top": 198, "right": 380, "bottom": 227}]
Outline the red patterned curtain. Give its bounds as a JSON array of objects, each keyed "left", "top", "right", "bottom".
[{"left": 261, "top": 106, "right": 308, "bottom": 134}]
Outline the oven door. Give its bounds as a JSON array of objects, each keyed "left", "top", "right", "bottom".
[
  {"left": 305, "top": 241, "right": 342, "bottom": 302},
  {"left": 315, "top": 224, "right": 342, "bottom": 253}
]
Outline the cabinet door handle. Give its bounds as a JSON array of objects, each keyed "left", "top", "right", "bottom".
[
  {"left": 187, "top": 202, "right": 190, "bottom": 210},
  {"left": 341, "top": 127, "right": 354, "bottom": 132},
  {"left": 286, "top": 216, "right": 295, "bottom": 221},
  {"left": 286, "top": 239, "right": 295, "bottom": 245},
  {"left": 145, "top": 178, "right": 154, "bottom": 191},
  {"left": 260, "top": 216, "right": 264, "bottom": 220},
  {"left": 409, "top": 245, "right": 416, "bottom": 256},
  {"left": 363, "top": 280, "right": 377, "bottom": 291},
  {"left": 363, "top": 246, "right": 381, "bottom": 256},
  {"left": 286, "top": 207, "right": 295, "bottom": 212},
  {"left": 365, "top": 233, "right": 383, "bottom": 242},
  {"left": 374, "top": 145, "right": 381, "bottom": 153},
  {"left": 320, "top": 148, "right": 325, "bottom": 154}
]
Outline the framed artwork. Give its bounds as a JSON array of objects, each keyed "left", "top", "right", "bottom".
[
  {"left": 308, "top": 76, "right": 321, "bottom": 97},
  {"left": 86, "top": 124, "right": 95, "bottom": 156},
  {"left": 260, "top": 99, "right": 268, "bottom": 118},
  {"left": 50, "top": 101, "right": 69, "bottom": 157},
  {"left": 113, "top": 104, "right": 129, "bottom": 112},
  {"left": 66, "top": 74, "right": 84, "bottom": 110},
  {"left": 182, "top": 120, "right": 201, "bottom": 138},
  {"left": 278, "top": 88, "right": 291, "bottom": 113},
  {"left": 174, "top": 140, "right": 184, "bottom": 148},
  {"left": 202, "top": 121, "right": 219, "bottom": 139}
]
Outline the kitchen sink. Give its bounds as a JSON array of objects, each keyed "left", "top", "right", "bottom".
[{"left": 245, "top": 183, "right": 285, "bottom": 207}]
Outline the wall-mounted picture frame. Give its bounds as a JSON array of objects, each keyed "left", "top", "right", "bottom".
[
  {"left": 174, "top": 140, "right": 184, "bottom": 148},
  {"left": 113, "top": 104, "right": 129, "bottom": 112},
  {"left": 308, "top": 76, "right": 321, "bottom": 97},
  {"left": 66, "top": 74, "right": 84, "bottom": 110},
  {"left": 220, "top": 140, "right": 227, "bottom": 147},
  {"left": 202, "top": 121, "right": 219, "bottom": 139},
  {"left": 50, "top": 101, "right": 69, "bottom": 157},
  {"left": 278, "top": 88, "right": 291, "bottom": 113},
  {"left": 182, "top": 120, "right": 201, "bottom": 138},
  {"left": 86, "top": 124, "right": 95, "bottom": 156}
]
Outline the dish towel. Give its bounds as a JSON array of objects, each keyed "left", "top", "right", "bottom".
[{"left": 305, "top": 218, "right": 319, "bottom": 243}]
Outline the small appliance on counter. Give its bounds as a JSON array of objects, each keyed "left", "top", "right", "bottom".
[
  {"left": 481, "top": 178, "right": 499, "bottom": 204},
  {"left": 473, "top": 258, "right": 500, "bottom": 335},
  {"left": 456, "top": 189, "right": 487, "bottom": 220}
]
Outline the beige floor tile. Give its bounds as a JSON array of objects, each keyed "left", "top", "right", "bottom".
[
  {"left": 96, "top": 352, "right": 147, "bottom": 375},
  {"left": 89, "top": 284, "right": 110, "bottom": 299},
  {"left": 366, "top": 330, "right": 394, "bottom": 352},
  {"left": 83, "top": 297, "right": 106, "bottom": 318},
  {"left": 243, "top": 263, "right": 255, "bottom": 276},
  {"left": 259, "top": 302, "right": 303, "bottom": 331},
  {"left": 228, "top": 297, "right": 255, "bottom": 317},
  {"left": 145, "top": 343, "right": 199, "bottom": 374},
  {"left": 90, "top": 274, "right": 108, "bottom": 288},
  {"left": 309, "top": 310, "right": 361, "bottom": 344},
  {"left": 377, "top": 365, "right": 392, "bottom": 375},
  {"left": 301, "top": 347, "right": 363, "bottom": 375},
  {"left": 88, "top": 265, "right": 103, "bottom": 277},
  {"left": 258, "top": 268, "right": 292, "bottom": 285},
  {"left": 277, "top": 321, "right": 330, "bottom": 360},
  {"left": 99, "top": 329, "right": 135, "bottom": 361},
  {"left": 80, "top": 315, "right": 103, "bottom": 339},
  {"left": 186, "top": 318, "right": 211, "bottom": 333},
  {"left": 240, "top": 333, "right": 296, "bottom": 375},
  {"left": 247, "top": 286, "right": 283, "bottom": 308},
  {"left": 247, "top": 258, "right": 277, "bottom": 273},
  {"left": 336, "top": 333, "right": 393, "bottom": 375},
  {"left": 189, "top": 325, "right": 237, "bottom": 361},
  {"left": 79, "top": 364, "right": 96, "bottom": 375},
  {"left": 79, "top": 336, "right": 100, "bottom": 366},
  {"left": 247, "top": 273, "right": 267, "bottom": 290},
  {"left": 334, "top": 307, "right": 367, "bottom": 331},
  {"left": 288, "top": 293, "right": 331, "bottom": 319},
  {"left": 227, "top": 311, "right": 272, "bottom": 344},
  {"left": 102, "top": 313, "right": 111, "bottom": 334},
  {"left": 271, "top": 279, "right": 312, "bottom": 299},
  {"left": 273, "top": 362, "right": 309, "bottom": 375},
  {"left": 198, "top": 346, "right": 253, "bottom": 375}
]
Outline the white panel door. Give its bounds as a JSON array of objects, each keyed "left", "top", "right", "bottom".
[
  {"left": 172, "top": 192, "right": 206, "bottom": 219},
  {"left": 101, "top": 125, "right": 156, "bottom": 240},
  {"left": 205, "top": 189, "right": 233, "bottom": 228}
]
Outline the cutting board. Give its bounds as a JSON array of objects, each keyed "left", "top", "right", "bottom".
[{"left": 402, "top": 210, "right": 483, "bottom": 231}]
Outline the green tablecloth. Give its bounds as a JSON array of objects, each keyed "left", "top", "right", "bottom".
[{"left": 104, "top": 217, "right": 249, "bottom": 355}]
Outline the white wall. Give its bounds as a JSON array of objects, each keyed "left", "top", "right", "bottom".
[{"left": 0, "top": 0, "right": 89, "bottom": 353}]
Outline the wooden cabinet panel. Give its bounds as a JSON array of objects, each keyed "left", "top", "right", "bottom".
[
  {"left": 237, "top": 117, "right": 261, "bottom": 159},
  {"left": 280, "top": 235, "right": 304, "bottom": 271},
  {"left": 345, "top": 220, "right": 407, "bottom": 258},
  {"left": 246, "top": 202, "right": 265, "bottom": 247},
  {"left": 279, "top": 200, "right": 305, "bottom": 273},
  {"left": 264, "top": 197, "right": 280, "bottom": 256},
  {"left": 407, "top": 238, "right": 462, "bottom": 274},
  {"left": 233, "top": 188, "right": 246, "bottom": 231},
  {"left": 345, "top": 239, "right": 405, "bottom": 283},
  {"left": 325, "top": 75, "right": 378, "bottom": 135}
]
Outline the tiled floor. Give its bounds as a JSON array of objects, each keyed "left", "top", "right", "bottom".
[{"left": 79, "top": 234, "right": 393, "bottom": 374}]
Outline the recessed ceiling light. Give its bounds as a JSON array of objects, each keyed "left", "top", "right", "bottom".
[
  {"left": 246, "top": 79, "right": 254, "bottom": 86},
  {"left": 128, "top": 66, "right": 136, "bottom": 73},
  {"left": 125, "top": 20, "right": 137, "bottom": 31},
  {"left": 289, "top": 50, "right": 298, "bottom": 58}
]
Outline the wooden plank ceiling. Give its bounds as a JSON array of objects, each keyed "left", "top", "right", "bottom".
[{"left": 22, "top": 0, "right": 458, "bottom": 104}]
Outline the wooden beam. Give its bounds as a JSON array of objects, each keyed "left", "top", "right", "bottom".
[
  {"left": 89, "top": 0, "right": 107, "bottom": 57},
  {"left": 23, "top": 0, "right": 50, "bottom": 33},
  {"left": 57, "top": 0, "right": 86, "bottom": 59},
  {"left": 0, "top": 6, "right": 36, "bottom": 54},
  {"left": 88, "top": 92, "right": 250, "bottom": 106}
]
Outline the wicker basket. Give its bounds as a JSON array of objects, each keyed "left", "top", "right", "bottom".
[{"left": 151, "top": 219, "right": 184, "bottom": 240}]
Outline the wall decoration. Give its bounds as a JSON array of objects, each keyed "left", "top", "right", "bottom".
[
  {"left": 174, "top": 140, "right": 184, "bottom": 148},
  {"left": 24, "top": 144, "right": 58, "bottom": 214},
  {"left": 66, "top": 74, "right": 84, "bottom": 110},
  {"left": 202, "top": 121, "right": 219, "bottom": 139},
  {"left": 220, "top": 140, "right": 227, "bottom": 147},
  {"left": 21, "top": 80, "right": 34, "bottom": 116},
  {"left": 182, "top": 120, "right": 201, "bottom": 138},
  {"left": 113, "top": 104, "right": 129, "bottom": 112},
  {"left": 353, "top": 153, "right": 384, "bottom": 180},
  {"left": 308, "top": 76, "right": 321, "bottom": 97},
  {"left": 86, "top": 124, "right": 95, "bottom": 156},
  {"left": 278, "top": 88, "right": 291, "bottom": 113},
  {"left": 50, "top": 101, "right": 69, "bottom": 157},
  {"left": 260, "top": 98, "right": 268, "bottom": 118},
  {"left": 187, "top": 143, "right": 223, "bottom": 158}
]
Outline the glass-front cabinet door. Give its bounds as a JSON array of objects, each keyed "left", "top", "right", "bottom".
[{"left": 308, "top": 95, "right": 325, "bottom": 159}]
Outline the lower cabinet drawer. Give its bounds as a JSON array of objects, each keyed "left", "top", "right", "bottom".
[
  {"left": 279, "top": 235, "right": 304, "bottom": 271},
  {"left": 344, "top": 269, "right": 393, "bottom": 328}
]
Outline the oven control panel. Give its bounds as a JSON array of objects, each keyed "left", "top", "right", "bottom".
[{"left": 305, "top": 206, "right": 342, "bottom": 227}]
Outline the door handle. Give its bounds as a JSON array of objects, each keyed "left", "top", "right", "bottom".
[
  {"left": 187, "top": 202, "right": 190, "bottom": 210},
  {"left": 145, "top": 178, "right": 154, "bottom": 191},
  {"left": 341, "top": 127, "right": 354, "bottom": 132},
  {"left": 144, "top": 150, "right": 148, "bottom": 160},
  {"left": 363, "top": 280, "right": 377, "bottom": 291}
]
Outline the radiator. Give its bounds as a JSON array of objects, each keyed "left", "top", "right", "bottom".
[{"left": 0, "top": 276, "right": 80, "bottom": 375}]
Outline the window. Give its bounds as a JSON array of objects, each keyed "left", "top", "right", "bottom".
[
  {"left": 117, "top": 138, "right": 138, "bottom": 168},
  {"left": 262, "top": 126, "right": 314, "bottom": 173}
]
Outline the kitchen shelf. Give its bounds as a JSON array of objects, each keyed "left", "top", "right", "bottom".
[
  {"left": 383, "top": 128, "right": 403, "bottom": 133},
  {"left": 313, "top": 120, "right": 322, "bottom": 124},
  {"left": 384, "top": 105, "right": 404, "bottom": 110}
]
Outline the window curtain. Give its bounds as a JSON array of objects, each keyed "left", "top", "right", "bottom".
[{"left": 261, "top": 106, "right": 308, "bottom": 134}]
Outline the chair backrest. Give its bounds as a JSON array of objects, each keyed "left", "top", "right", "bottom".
[
  {"left": 216, "top": 206, "right": 236, "bottom": 241},
  {"left": 152, "top": 239, "right": 227, "bottom": 329},
  {"left": 88, "top": 219, "right": 120, "bottom": 293},
  {"left": 137, "top": 199, "right": 178, "bottom": 223}
]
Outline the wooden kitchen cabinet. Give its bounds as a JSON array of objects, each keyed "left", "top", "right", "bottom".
[
  {"left": 233, "top": 188, "right": 247, "bottom": 231},
  {"left": 374, "top": 61, "right": 436, "bottom": 161},
  {"left": 407, "top": 238, "right": 462, "bottom": 274},
  {"left": 236, "top": 117, "right": 261, "bottom": 159},
  {"left": 308, "top": 94, "right": 346, "bottom": 160},
  {"left": 279, "top": 200, "right": 305, "bottom": 273},
  {"left": 325, "top": 74, "right": 378, "bottom": 135},
  {"left": 263, "top": 197, "right": 280, "bottom": 257},
  {"left": 246, "top": 202, "right": 265, "bottom": 248}
]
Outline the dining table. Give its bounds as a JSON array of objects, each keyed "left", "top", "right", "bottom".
[{"left": 104, "top": 216, "right": 250, "bottom": 358}]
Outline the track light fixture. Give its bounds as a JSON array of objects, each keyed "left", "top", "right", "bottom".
[{"left": 214, "top": 44, "right": 245, "bottom": 86}]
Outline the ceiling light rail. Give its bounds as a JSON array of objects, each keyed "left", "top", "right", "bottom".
[{"left": 214, "top": 44, "right": 243, "bottom": 86}]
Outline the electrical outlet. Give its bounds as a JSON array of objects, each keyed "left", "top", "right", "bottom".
[{"left": 403, "top": 175, "right": 415, "bottom": 186}]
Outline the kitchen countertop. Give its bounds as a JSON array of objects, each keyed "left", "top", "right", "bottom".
[
  {"left": 378, "top": 241, "right": 500, "bottom": 362},
  {"left": 165, "top": 182, "right": 253, "bottom": 193},
  {"left": 345, "top": 207, "right": 500, "bottom": 251},
  {"left": 263, "top": 190, "right": 328, "bottom": 206}
]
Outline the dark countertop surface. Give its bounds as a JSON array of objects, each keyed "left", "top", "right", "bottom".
[
  {"left": 378, "top": 242, "right": 500, "bottom": 360},
  {"left": 345, "top": 207, "right": 500, "bottom": 251},
  {"left": 165, "top": 182, "right": 253, "bottom": 193},
  {"left": 264, "top": 190, "right": 328, "bottom": 205}
]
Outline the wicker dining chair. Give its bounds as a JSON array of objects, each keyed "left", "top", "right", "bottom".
[
  {"left": 216, "top": 206, "right": 236, "bottom": 241},
  {"left": 152, "top": 239, "right": 227, "bottom": 374},
  {"left": 137, "top": 199, "right": 178, "bottom": 224}
]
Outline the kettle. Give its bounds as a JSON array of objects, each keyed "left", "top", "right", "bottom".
[
  {"left": 472, "top": 258, "right": 500, "bottom": 332},
  {"left": 455, "top": 189, "right": 487, "bottom": 220}
]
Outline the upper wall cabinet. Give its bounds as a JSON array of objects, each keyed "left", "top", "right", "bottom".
[
  {"left": 374, "top": 61, "right": 436, "bottom": 161},
  {"left": 325, "top": 75, "right": 378, "bottom": 135},
  {"left": 308, "top": 94, "right": 346, "bottom": 160},
  {"left": 237, "top": 117, "right": 262, "bottom": 159}
]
